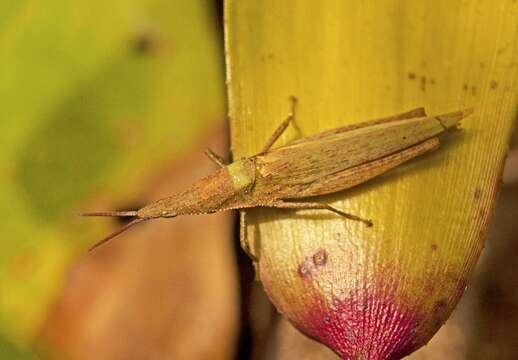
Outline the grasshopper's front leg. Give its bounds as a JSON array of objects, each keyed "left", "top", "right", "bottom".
[
  {"left": 257, "top": 96, "right": 298, "bottom": 155},
  {"left": 204, "top": 148, "right": 228, "bottom": 167}
]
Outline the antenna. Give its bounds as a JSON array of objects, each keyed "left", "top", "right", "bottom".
[
  {"left": 80, "top": 210, "right": 146, "bottom": 251},
  {"left": 80, "top": 210, "right": 138, "bottom": 217}
]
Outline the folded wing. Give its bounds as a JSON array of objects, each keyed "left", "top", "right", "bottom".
[{"left": 255, "top": 110, "right": 472, "bottom": 185}]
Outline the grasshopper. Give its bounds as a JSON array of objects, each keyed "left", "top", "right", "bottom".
[{"left": 82, "top": 97, "right": 472, "bottom": 255}]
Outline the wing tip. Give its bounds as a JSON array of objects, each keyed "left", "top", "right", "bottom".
[{"left": 436, "top": 107, "right": 474, "bottom": 130}]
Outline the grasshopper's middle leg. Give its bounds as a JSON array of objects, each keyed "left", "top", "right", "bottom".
[
  {"left": 269, "top": 200, "right": 373, "bottom": 227},
  {"left": 257, "top": 96, "right": 298, "bottom": 155},
  {"left": 240, "top": 210, "right": 258, "bottom": 261}
]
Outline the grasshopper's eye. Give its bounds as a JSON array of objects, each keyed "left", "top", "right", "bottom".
[{"left": 160, "top": 211, "right": 177, "bottom": 218}]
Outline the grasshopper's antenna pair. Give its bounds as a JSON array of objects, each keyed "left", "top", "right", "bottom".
[{"left": 80, "top": 210, "right": 146, "bottom": 251}]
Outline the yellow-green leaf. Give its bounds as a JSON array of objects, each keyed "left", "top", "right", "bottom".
[{"left": 225, "top": 1, "right": 517, "bottom": 358}]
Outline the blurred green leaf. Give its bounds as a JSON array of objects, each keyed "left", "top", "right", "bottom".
[
  {"left": 0, "top": 335, "right": 40, "bottom": 360},
  {"left": 0, "top": 0, "right": 225, "bottom": 349},
  {"left": 16, "top": 55, "right": 155, "bottom": 222}
]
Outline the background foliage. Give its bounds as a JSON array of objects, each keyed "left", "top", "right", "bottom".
[{"left": 0, "top": 1, "right": 224, "bottom": 357}]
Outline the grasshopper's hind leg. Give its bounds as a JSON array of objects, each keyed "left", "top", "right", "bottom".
[
  {"left": 240, "top": 210, "right": 258, "bottom": 261},
  {"left": 258, "top": 96, "right": 298, "bottom": 154},
  {"left": 269, "top": 200, "right": 373, "bottom": 227}
]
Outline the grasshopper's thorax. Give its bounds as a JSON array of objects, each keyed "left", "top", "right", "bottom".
[
  {"left": 225, "top": 158, "right": 256, "bottom": 192},
  {"left": 137, "top": 158, "right": 256, "bottom": 219}
]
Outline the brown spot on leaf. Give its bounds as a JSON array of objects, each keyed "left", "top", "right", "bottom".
[
  {"left": 431, "top": 243, "right": 438, "bottom": 251},
  {"left": 298, "top": 249, "right": 329, "bottom": 279},
  {"left": 408, "top": 72, "right": 416, "bottom": 80},
  {"left": 420, "top": 75, "right": 427, "bottom": 92},
  {"left": 131, "top": 30, "right": 163, "bottom": 56},
  {"left": 313, "top": 249, "right": 328, "bottom": 266},
  {"left": 490, "top": 80, "right": 498, "bottom": 89},
  {"left": 463, "top": 83, "right": 469, "bottom": 91}
]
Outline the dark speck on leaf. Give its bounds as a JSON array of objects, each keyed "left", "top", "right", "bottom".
[
  {"left": 420, "top": 76, "right": 427, "bottom": 92},
  {"left": 313, "top": 249, "right": 328, "bottom": 266},
  {"left": 132, "top": 30, "right": 161, "bottom": 56}
]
